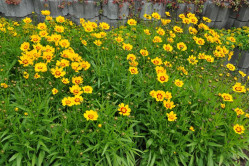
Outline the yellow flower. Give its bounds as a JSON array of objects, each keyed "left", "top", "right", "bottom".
[
  {"left": 220, "top": 93, "right": 233, "bottom": 102},
  {"left": 177, "top": 42, "right": 187, "bottom": 51},
  {"left": 226, "top": 63, "right": 236, "bottom": 71},
  {"left": 174, "top": 79, "right": 184, "bottom": 87},
  {"left": 245, "top": 113, "right": 249, "bottom": 118},
  {"left": 127, "top": 54, "right": 136, "bottom": 61},
  {"left": 59, "top": 39, "right": 70, "bottom": 48},
  {"left": 190, "top": 126, "right": 195, "bottom": 131},
  {"left": 115, "top": 36, "right": 124, "bottom": 43},
  {"left": 84, "top": 110, "right": 98, "bottom": 121},
  {"left": 56, "top": 16, "right": 65, "bottom": 23},
  {"left": 34, "top": 73, "right": 41, "bottom": 79},
  {"left": 153, "top": 36, "right": 162, "bottom": 43},
  {"left": 20, "top": 42, "right": 30, "bottom": 52},
  {"left": 163, "top": 44, "right": 173, "bottom": 52},
  {"left": 51, "top": 67, "right": 66, "bottom": 78},
  {"left": 144, "top": 29, "right": 151, "bottom": 35},
  {"left": 81, "top": 40, "right": 87, "bottom": 46},
  {"left": 165, "top": 91, "right": 172, "bottom": 100},
  {"left": 37, "top": 23, "right": 47, "bottom": 30},
  {"left": 233, "top": 124, "right": 245, "bottom": 134},
  {"left": 156, "top": 28, "right": 165, "bottom": 36},
  {"left": 52, "top": 88, "right": 58, "bottom": 95},
  {"left": 152, "top": 12, "right": 161, "bottom": 20},
  {"left": 122, "top": 43, "right": 133, "bottom": 51},
  {"left": 173, "top": 26, "right": 183, "bottom": 33},
  {"left": 220, "top": 103, "right": 225, "bottom": 109},
  {"left": 99, "top": 22, "right": 110, "bottom": 30},
  {"left": 30, "top": 35, "right": 41, "bottom": 43},
  {"left": 1, "top": 83, "right": 8, "bottom": 88},
  {"left": 166, "top": 111, "right": 177, "bottom": 121},
  {"left": 56, "top": 59, "right": 70, "bottom": 68},
  {"left": 23, "top": 72, "right": 29, "bottom": 79},
  {"left": 45, "top": 16, "right": 53, "bottom": 21},
  {"left": 41, "top": 10, "right": 50, "bottom": 16},
  {"left": 94, "top": 40, "right": 102, "bottom": 46},
  {"left": 118, "top": 103, "right": 131, "bottom": 116},
  {"left": 129, "top": 67, "right": 138, "bottom": 75},
  {"left": 143, "top": 14, "right": 151, "bottom": 20},
  {"left": 61, "top": 78, "right": 70, "bottom": 84},
  {"left": 161, "top": 19, "right": 171, "bottom": 25},
  {"left": 151, "top": 57, "right": 162, "bottom": 66},
  {"left": 165, "top": 12, "right": 170, "bottom": 16},
  {"left": 127, "top": 19, "right": 137, "bottom": 26},
  {"left": 34, "top": 62, "right": 47, "bottom": 72},
  {"left": 98, "top": 124, "right": 102, "bottom": 128},
  {"left": 195, "top": 38, "right": 205, "bottom": 45},
  {"left": 155, "top": 66, "right": 166, "bottom": 74},
  {"left": 157, "top": 73, "right": 169, "bottom": 83},
  {"left": 70, "top": 85, "right": 83, "bottom": 96},
  {"left": 187, "top": 55, "right": 198, "bottom": 65},
  {"left": 72, "top": 76, "right": 83, "bottom": 85},
  {"left": 24, "top": 112, "right": 28, "bottom": 116},
  {"left": 239, "top": 71, "right": 246, "bottom": 77},
  {"left": 140, "top": 49, "right": 149, "bottom": 56},
  {"left": 205, "top": 55, "right": 214, "bottom": 63},
  {"left": 155, "top": 90, "right": 165, "bottom": 101},
  {"left": 163, "top": 100, "right": 175, "bottom": 110},
  {"left": 62, "top": 97, "right": 75, "bottom": 107},
  {"left": 82, "top": 86, "right": 93, "bottom": 93},
  {"left": 23, "top": 17, "right": 32, "bottom": 24},
  {"left": 234, "top": 108, "right": 245, "bottom": 116},
  {"left": 73, "top": 95, "right": 83, "bottom": 105},
  {"left": 232, "top": 82, "right": 246, "bottom": 93},
  {"left": 54, "top": 25, "right": 64, "bottom": 33}
]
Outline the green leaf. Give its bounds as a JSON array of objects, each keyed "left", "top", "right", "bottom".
[
  {"left": 146, "top": 138, "right": 153, "bottom": 148},
  {"left": 188, "top": 155, "right": 194, "bottom": 166},
  {"left": 17, "top": 153, "right": 22, "bottom": 166},
  {"left": 101, "top": 143, "right": 109, "bottom": 156},
  {"left": 219, "top": 154, "right": 224, "bottom": 166},
  {"left": 38, "top": 151, "right": 45, "bottom": 166},
  {"left": 9, "top": 153, "right": 19, "bottom": 162},
  {"left": 207, "top": 148, "right": 214, "bottom": 166},
  {"left": 207, "top": 142, "right": 222, "bottom": 147},
  {"left": 32, "top": 154, "right": 36, "bottom": 166}
]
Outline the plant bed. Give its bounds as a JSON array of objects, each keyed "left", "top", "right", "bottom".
[{"left": 0, "top": 10, "right": 249, "bottom": 165}]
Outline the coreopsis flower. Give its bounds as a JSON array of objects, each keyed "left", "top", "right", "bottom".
[
  {"left": 189, "top": 17, "right": 198, "bottom": 24},
  {"left": 82, "top": 86, "right": 93, "bottom": 93},
  {"left": 163, "top": 100, "right": 175, "bottom": 110},
  {"left": 115, "top": 36, "right": 124, "bottom": 43},
  {"left": 177, "top": 42, "right": 187, "bottom": 51},
  {"left": 152, "top": 12, "right": 161, "bottom": 20},
  {"left": 233, "top": 124, "right": 245, "bottom": 134},
  {"left": 129, "top": 60, "right": 138, "bottom": 67},
  {"left": 227, "top": 36, "right": 236, "bottom": 43},
  {"left": 153, "top": 36, "right": 162, "bottom": 43},
  {"left": 42, "top": 52, "right": 54, "bottom": 63},
  {"left": 205, "top": 55, "right": 214, "bottom": 63},
  {"left": 202, "top": 17, "right": 211, "bottom": 23},
  {"left": 34, "top": 62, "right": 47, "bottom": 72},
  {"left": 20, "top": 42, "right": 30, "bottom": 52},
  {"left": 195, "top": 38, "right": 205, "bottom": 45},
  {"left": 61, "top": 78, "right": 70, "bottom": 84},
  {"left": 245, "top": 114, "right": 249, "bottom": 118},
  {"left": 81, "top": 40, "right": 87, "bottom": 46},
  {"left": 174, "top": 79, "right": 184, "bottom": 87},
  {"left": 118, "top": 103, "right": 131, "bottom": 116},
  {"left": 30, "top": 35, "right": 41, "bottom": 43},
  {"left": 155, "top": 66, "right": 166, "bottom": 74},
  {"left": 18, "top": 55, "right": 33, "bottom": 67},
  {"left": 165, "top": 91, "right": 172, "bottom": 100},
  {"left": 45, "top": 16, "right": 53, "bottom": 21},
  {"left": 56, "top": 16, "right": 65, "bottom": 23},
  {"left": 99, "top": 22, "right": 110, "bottom": 30},
  {"left": 151, "top": 57, "right": 162, "bottom": 66},
  {"left": 41, "top": 10, "right": 50, "bottom": 16},
  {"left": 226, "top": 63, "right": 236, "bottom": 71},
  {"left": 59, "top": 39, "right": 70, "bottom": 48},
  {"left": 1, "top": 83, "right": 8, "bottom": 88},
  {"left": 190, "top": 126, "right": 195, "bottom": 131},
  {"left": 39, "top": 31, "right": 48, "bottom": 37},
  {"left": 52, "top": 88, "right": 58, "bottom": 95},
  {"left": 56, "top": 59, "right": 70, "bottom": 68},
  {"left": 94, "top": 40, "right": 102, "bottom": 46},
  {"left": 167, "top": 38, "right": 174, "bottom": 43},
  {"left": 182, "top": 18, "right": 190, "bottom": 24},
  {"left": 161, "top": 19, "right": 171, "bottom": 25},
  {"left": 144, "top": 29, "right": 151, "bottom": 35},
  {"left": 234, "top": 108, "right": 245, "bottom": 116},
  {"left": 166, "top": 111, "right": 177, "bottom": 121},
  {"left": 173, "top": 26, "right": 183, "bottom": 33},
  {"left": 80, "top": 61, "right": 91, "bottom": 71},
  {"left": 220, "top": 103, "right": 225, "bottom": 109},
  {"left": 127, "top": 54, "right": 136, "bottom": 61},
  {"left": 232, "top": 82, "right": 246, "bottom": 93},
  {"left": 220, "top": 93, "right": 233, "bottom": 102},
  {"left": 149, "top": 90, "right": 156, "bottom": 98},
  {"left": 239, "top": 71, "right": 246, "bottom": 77},
  {"left": 51, "top": 67, "right": 66, "bottom": 78},
  {"left": 187, "top": 55, "right": 198, "bottom": 65},
  {"left": 84, "top": 25, "right": 94, "bottom": 32},
  {"left": 165, "top": 12, "right": 170, "bottom": 16},
  {"left": 23, "top": 72, "right": 29, "bottom": 79},
  {"left": 155, "top": 90, "right": 165, "bottom": 101},
  {"left": 140, "top": 49, "right": 149, "bottom": 56},
  {"left": 127, "top": 19, "right": 137, "bottom": 26},
  {"left": 198, "top": 53, "right": 206, "bottom": 59},
  {"left": 62, "top": 97, "right": 75, "bottom": 107},
  {"left": 34, "top": 73, "right": 41, "bottom": 79},
  {"left": 37, "top": 23, "right": 47, "bottom": 30},
  {"left": 72, "top": 76, "right": 83, "bottom": 85},
  {"left": 157, "top": 73, "right": 169, "bottom": 83},
  {"left": 156, "top": 28, "right": 165, "bottom": 36},
  {"left": 54, "top": 26, "right": 64, "bottom": 33},
  {"left": 164, "top": 61, "right": 172, "bottom": 67},
  {"left": 122, "top": 43, "right": 133, "bottom": 51},
  {"left": 169, "top": 31, "right": 176, "bottom": 38},
  {"left": 163, "top": 44, "right": 173, "bottom": 52},
  {"left": 143, "top": 14, "right": 151, "bottom": 20},
  {"left": 23, "top": 17, "right": 32, "bottom": 24},
  {"left": 129, "top": 67, "right": 138, "bottom": 75},
  {"left": 70, "top": 85, "right": 83, "bottom": 96},
  {"left": 73, "top": 95, "right": 83, "bottom": 105},
  {"left": 71, "top": 62, "right": 83, "bottom": 72}
]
